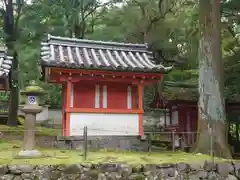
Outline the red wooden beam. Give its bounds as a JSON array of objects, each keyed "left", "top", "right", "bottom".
[
  {"left": 50, "top": 67, "right": 163, "bottom": 79},
  {"left": 50, "top": 73, "right": 159, "bottom": 85},
  {"left": 65, "top": 108, "right": 144, "bottom": 114}
]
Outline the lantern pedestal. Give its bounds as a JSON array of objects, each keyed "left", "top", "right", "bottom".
[
  {"left": 18, "top": 106, "right": 43, "bottom": 158},
  {"left": 17, "top": 81, "right": 45, "bottom": 158}
]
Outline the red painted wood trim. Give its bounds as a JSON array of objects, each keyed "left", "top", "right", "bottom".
[
  {"left": 65, "top": 81, "right": 72, "bottom": 136},
  {"left": 65, "top": 108, "right": 144, "bottom": 114},
  {"left": 138, "top": 114, "right": 144, "bottom": 136},
  {"left": 61, "top": 84, "right": 66, "bottom": 136},
  {"left": 137, "top": 84, "right": 144, "bottom": 136},
  {"left": 138, "top": 84, "right": 143, "bottom": 111},
  {"left": 52, "top": 75, "right": 159, "bottom": 85},
  {"left": 51, "top": 67, "right": 163, "bottom": 78}
]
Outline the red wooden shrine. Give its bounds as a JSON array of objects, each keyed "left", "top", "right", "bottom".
[
  {"left": 150, "top": 94, "right": 240, "bottom": 148},
  {"left": 40, "top": 35, "right": 171, "bottom": 136}
]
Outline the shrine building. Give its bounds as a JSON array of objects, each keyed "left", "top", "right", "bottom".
[
  {"left": 150, "top": 93, "right": 240, "bottom": 150},
  {"left": 0, "top": 46, "right": 12, "bottom": 90},
  {"left": 40, "top": 35, "right": 171, "bottom": 137}
]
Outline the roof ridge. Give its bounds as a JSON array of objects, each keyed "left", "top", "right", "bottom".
[{"left": 47, "top": 34, "right": 148, "bottom": 49}]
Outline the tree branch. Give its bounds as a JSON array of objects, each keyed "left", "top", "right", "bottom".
[
  {"left": 226, "top": 25, "right": 240, "bottom": 46},
  {"left": 13, "top": 3, "right": 23, "bottom": 38},
  {"left": 84, "top": 0, "right": 113, "bottom": 19},
  {"left": 146, "top": 0, "right": 180, "bottom": 33}
]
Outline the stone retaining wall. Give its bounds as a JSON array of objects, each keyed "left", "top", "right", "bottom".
[
  {"left": 56, "top": 136, "right": 149, "bottom": 151},
  {"left": 0, "top": 162, "right": 239, "bottom": 180}
]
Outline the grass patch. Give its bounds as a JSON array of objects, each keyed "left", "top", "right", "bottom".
[
  {"left": 0, "top": 125, "right": 236, "bottom": 165},
  {"left": 0, "top": 125, "right": 60, "bottom": 136},
  {"left": 0, "top": 139, "right": 230, "bottom": 165}
]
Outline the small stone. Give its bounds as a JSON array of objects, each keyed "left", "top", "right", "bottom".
[
  {"left": 208, "top": 171, "right": 224, "bottom": 180},
  {"left": 100, "top": 164, "right": 118, "bottom": 172},
  {"left": 56, "top": 164, "right": 67, "bottom": 171},
  {"left": 162, "top": 167, "right": 176, "bottom": 177},
  {"left": 62, "top": 164, "right": 83, "bottom": 174},
  {"left": 84, "top": 169, "right": 101, "bottom": 179},
  {"left": 234, "top": 163, "right": 240, "bottom": 178},
  {"left": 59, "top": 174, "right": 80, "bottom": 180},
  {"left": 105, "top": 172, "right": 122, "bottom": 180},
  {"left": 0, "top": 174, "right": 14, "bottom": 180},
  {"left": 204, "top": 161, "right": 217, "bottom": 171},
  {"left": 189, "top": 163, "right": 203, "bottom": 171},
  {"left": 117, "top": 164, "right": 132, "bottom": 177},
  {"left": 0, "top": 165, "right": 8, "bottom": 174},
  {"left": 49, "top": 171, "right": 61, "bottom": 179},
  {"left": 132, "top": 165, "right": 144, "bottom": 173},
  {"left": 20, "top": 173, "right": 32, "bottom": 180},
  {"left": 32, "top": 165, "right": 52, "bottom": 180},
  {"left": 143, "top": 164, "right": 157, "bottom": 171},
  {"left": 217, "top": 163, "right": 235, "bottom": 177},
  {"left": 13, "top": 176, "right": 23, "bottom": 180},
  {"left": 196, "top": 170, "right": 208, "bottom": 179},
  {"left": 143, "top": 171, "right": 160, "bottom": 179},
  {"left": 226, "top": 174, "right": 238, "bottom": 180},
  {"left": 8, "top": 165, "right": 35, "bottom": 175},
  {"left": 98, "top": 173, "right": 106, "bottom": 180},
  {"left": 176, "top": 163, "right": 188, "bottom": 172},
  {"left": 188, "top": 174, "right": 199, "bottom": 180},
  {"left": 127, "top": 173, "right": 145, "bottom": 180}
]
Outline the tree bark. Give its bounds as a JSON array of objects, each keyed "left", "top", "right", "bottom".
[{"left": 194, "top": 0, "right": 232, "bottom": 158}]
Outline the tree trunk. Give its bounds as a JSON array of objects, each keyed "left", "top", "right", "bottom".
[
  {"left": 7, "top": 50, "right": 19, "bottom": 126},
  {"left": 194, "top": 0, "right": 232, "bottom": 158}
]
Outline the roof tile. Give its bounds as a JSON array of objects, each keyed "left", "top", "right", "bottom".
[
  {"left": 0, "top": 46, "right": 12, "bottom": 77},
  {"left": 40, "top": 34, "right": 172, "bottom": 73}
]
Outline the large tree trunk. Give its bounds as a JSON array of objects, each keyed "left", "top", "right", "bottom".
[
  {"left": 194, "top": 0, "right": 232, "bottom": 158},
  {"left": 7, "top": 50, "right": 19, "bottom": 126}
]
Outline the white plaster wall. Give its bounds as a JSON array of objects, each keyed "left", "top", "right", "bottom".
[
  {"left": 69, "top": 113, "right": 139, "bottom": 136},
  {"left": 158, "top": 109, "right": 178, "bottom": 127},
  {"left": 171, "top": 106, "right": 179, "bottom": 125}
]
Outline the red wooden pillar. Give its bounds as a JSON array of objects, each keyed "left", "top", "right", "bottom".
[
  {"left": 178, "top": 108, "right": 184, "bottom": 148},
  {"left": 138, "top": 84, "right": 144, "bottom": 136},
  {"left": 65, "top": 80, "right": 72, "bottom": 136},
  {"left": 61, "top": 84, "right": 66, "bottom": 136}
]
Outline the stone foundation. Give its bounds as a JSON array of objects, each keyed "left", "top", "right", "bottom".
[
  {"left": 55, "top": 136, "right": 149, "bottom": 151},
  {"left": 0, "top": 162, "right": 239, "bottom": 179}
]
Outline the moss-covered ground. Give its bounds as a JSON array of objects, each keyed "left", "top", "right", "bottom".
[{"left": 0, "top": 125, "right": 232, "bottom": 165}]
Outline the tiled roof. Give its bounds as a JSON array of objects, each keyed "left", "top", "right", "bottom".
[
  {"left": 0, "top": 46, "right": 12, "bottom": 77},
  {"left": 40, "top": 35, "right": 172, "bottom": 73}
]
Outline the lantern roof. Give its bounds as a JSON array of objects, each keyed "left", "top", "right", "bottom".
[{"left": 40, "top": 34, "right": 172, "bottom": 73}]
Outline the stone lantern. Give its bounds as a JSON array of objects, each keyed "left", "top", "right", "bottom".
[{"left": 18, "top": 80, "right": 46, "bottom": 158}]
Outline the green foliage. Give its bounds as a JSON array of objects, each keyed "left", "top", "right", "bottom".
[
  {"left": 0, "top": 0, "right": 239, "bottom": 107},
  {"left": 0, "top": 92, "right": 9, "bottom": 101},
  {"left": 17, "top": 116, "right": 25, "bottom": 125}
]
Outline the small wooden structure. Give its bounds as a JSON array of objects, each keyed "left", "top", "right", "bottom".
[
  {"left": 0, "top": 46, "right": 12, "bottom": 122},
  {"left": 150, "top": 94, "right": 240, "bottom": 149},
  {"left": 0, "top": 46, "right": 12, "bottom": 90},
  {"left": 40, "top": 35, "right": 171, "bottom": 136}
]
